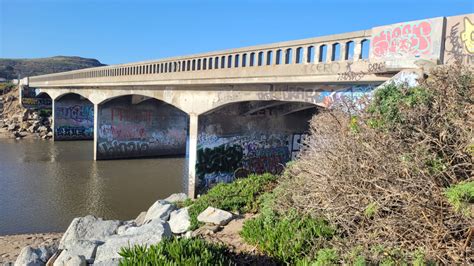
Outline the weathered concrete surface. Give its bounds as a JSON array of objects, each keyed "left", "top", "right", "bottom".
[
  {"left": 53, "top": 93, "right": 94, "bottom": 140},
  {"left": 96, "top": 96, "right": 187, "bottom": 159}
]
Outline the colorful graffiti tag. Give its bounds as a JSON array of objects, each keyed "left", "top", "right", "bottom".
[
  {"left": 54, "top": 100, "right": 94, "bottom": 140},
  {"left": 22, "top": 98, "right": 52, "bottom": 109},
  {"left": 196, "top": 133, "right": 291, "bottom": 191},
  {"left": 461, "top": 17, "right": 474, "bottom": 54},
  {"left": 372, "top": 20, "right": 433, "bottom": 58},
  {"left": 318, "top": 85, "right": 374, "bottom": 110},
  {"left": 97, "top": 98, "right": 188, "bottom": 159}
]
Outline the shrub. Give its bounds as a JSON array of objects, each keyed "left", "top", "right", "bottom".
[
  {"left": 119, "top": 237, "right": 233, "bottom": 265},
  {"left": 272, "top": 65, "right": 473, "bottom": 263},
  {"left": 187, "top": 173, "right": 277, "bottom": 229},
  {"left": 445, "top": 180, "right": 474, "bottom": 217},
  {"left": 240, "top": 194, "right": 334, "bottom": 263}
]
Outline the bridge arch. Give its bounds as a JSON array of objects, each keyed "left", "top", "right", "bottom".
[
  {"left": 53, "top": 92, "right": 94, "bottom": 140},
  {"left": 95, "top": 93, "right": 189, "bottom": 160},
  {"left": 195, "top": 99, "right": 320, "bottom": 193}
]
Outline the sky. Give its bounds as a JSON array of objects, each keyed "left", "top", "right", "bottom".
[{"left": 1, "top": 0, "right": 473, "bottom": 65}]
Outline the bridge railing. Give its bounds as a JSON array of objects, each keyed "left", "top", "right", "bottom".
[{"left": 29, "top": 30, "right": 372, "bottom": 86}]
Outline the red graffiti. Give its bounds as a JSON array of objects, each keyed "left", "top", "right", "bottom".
[
  {"left": 372, "top": 21, "right": 432, "bottom": 58},
  {"left": 111, "top": 108, "right": 152, "bottom": 124}
]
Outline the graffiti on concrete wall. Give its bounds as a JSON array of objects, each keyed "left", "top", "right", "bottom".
[
  {"left": 22, "top": 98, "right": 52, "bottom": 109},
  {"left": 291, "top": 133, "right": 308, "bottom": 160},
  {"left": 318, "top": 85, "right": 374, "bottom": 110},
  {"left": 257, "top": 85, "right": 336, "bottom": 104},
  {"left": 371, "top": 20, "right": 435, "bottom": 58},
  {"left": 445, "top": 15, "right": 474, "bottom": 65},
  {"left": 196, "top": 133, "right": 291, "bottom": 190},
  {"left": 461, "top": 17, "right": 474, "bottom": 54},
  {"left": 337, "top": 62, "right": 385, "bottom": 81},
  {"left": 97, "top": 100, "right": 187, "bottom": 159},
  {"left": 54, "top": 100, "right": 94, "bottom": 140}
]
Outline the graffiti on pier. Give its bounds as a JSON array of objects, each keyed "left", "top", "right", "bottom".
[
  {"left": 97, "top": 99, "right": 188, "bottom": 159},
  {"left": 372, "top": 20, "right": 434, "bottom": 58},
  {"left": 99, "top": 140, "right": 150, "bottom": 156},
  {"left": 196, "top": 133, "right": 291, "bottom": 191},
  {"left": 56, "top": 105, "right": 93, "bottom": 123},
  {"left": 291, "top": 133, "right": 308, "bottom": 160},
  {"left": 22, "top": 98, "right": 52, "bottom": 109},
  {"left": 56, "top": 126, "right": 93, "bottom": 138},
  {"left": 55, "top": 99, "right": 94, "bottom": 140}
]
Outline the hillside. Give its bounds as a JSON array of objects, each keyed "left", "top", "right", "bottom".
[{"left": 0, "top": 56, "right": 106, "bottom": 80}]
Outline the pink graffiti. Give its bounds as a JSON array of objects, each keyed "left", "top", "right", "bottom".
[{"left": 372, "top": 21, "right": 432, "bottom": 58}]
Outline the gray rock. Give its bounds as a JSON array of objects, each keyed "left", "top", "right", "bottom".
[
  {"left": 61, "top": 240, "right": 101, "bottom": 263},
  {"left": 59, "top": 215, "right": 121, "bottom": 250},
  {"left": 38, "top": 126, "right": 48, "bottom": 133},
  {"left": 134, "top": 211, "right": 147, "bottom": 226},
  {"left": 143, "top": 200, "right": 175, "bottom": 222},
  {"left": 14, "top": 246, "right": 43, "bottom": 266},
  {"left": 169, "top": 208, "right": 190, "bottom": 234},
  {"left": 117, "top": 220, "right": 136, "bottom": 235},
  {"left": 164, "top": 193, "right": 188, "bottom": 203},
  {"left": 197, "top": 207, "right": 233, "bottom": 226},
  {"left": 95, "top": 219, "right": 171, "bottom": 262},
  {"left": 53, "top": 250, "right": 86, "bottom": 266},
  {"left": 92, "top": 258, "right": 121, "bottom": 266}
]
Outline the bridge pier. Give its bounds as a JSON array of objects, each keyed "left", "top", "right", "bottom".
[{"left": 187, "top": 113, "right": 199, "bottom": 198}]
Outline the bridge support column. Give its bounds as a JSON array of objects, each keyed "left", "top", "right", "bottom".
[
  {"left": 187, "top": 113, "right": 198, "bottom": 198},
  {"left": 93, "top": 103, "right": 98, "bottom": 161}
]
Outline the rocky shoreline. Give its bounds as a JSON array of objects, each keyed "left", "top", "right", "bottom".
[{"left": 7, "top": 193, "right": 245, "bottom": 266}]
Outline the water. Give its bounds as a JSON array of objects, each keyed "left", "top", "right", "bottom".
[{"left": 0, "top": 139, "right": 186, "bottom": 235}]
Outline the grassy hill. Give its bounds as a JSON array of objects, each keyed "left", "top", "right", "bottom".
[{"left": 0, "top": 56, "right": 106, "bottom": 80}]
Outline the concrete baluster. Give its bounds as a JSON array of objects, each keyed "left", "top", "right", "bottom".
[{"left": 353, "top": 39, "right": 362, "bottom": 61}]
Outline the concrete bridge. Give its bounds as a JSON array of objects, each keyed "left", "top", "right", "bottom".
[{"left": 21, "top": 14, "right": 474, "bottom": 197}]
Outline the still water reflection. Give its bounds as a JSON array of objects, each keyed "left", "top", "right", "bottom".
[{"left": 0, "top": 139, "right": 186, "bottom": 235}]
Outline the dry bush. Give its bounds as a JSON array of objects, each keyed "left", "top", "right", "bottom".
[{"left": 274, "top": 65, "right": 473, "bottom": 263}]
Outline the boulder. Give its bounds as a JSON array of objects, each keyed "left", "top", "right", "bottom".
[
  {"left": 143, "top": 200, "right": 175, "bottom": 222},
  {"left": 197, "top": 207, "right": 233, "bottom": 226},
  {"left": 164, "top": 193, "right": 188, "bottom": 203},
  {"left": 94, "top": 219, "right": 171, "bottom": 263},
  {"left": 60, "top": 240, "right": 101, "bottom": 263},
  {"left": 14, "top": 246, "right": 43, "bottom": 266},
  {"left": 59, "top": 215, "right": 121, "bottom": 250},
  {"left": 169, "top": 208, "right": 190, "bottom": 234},
  {"left": 15, "top": 244, "right": 57, "bottom": 266},
  {"left": 116, "top": 220, "right": 136, "bottom": 235},
  {"left": 53, "top": 250, "right": 86, "bottom": 266},
  {"left": 134, "top": 211, "right": 147, "bottom": 226}
]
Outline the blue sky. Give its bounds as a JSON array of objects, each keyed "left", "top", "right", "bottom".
[{"left": 1, "top": 0, "right": 473, "bottom": 65}]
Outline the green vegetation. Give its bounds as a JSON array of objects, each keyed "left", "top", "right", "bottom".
[
  {"left": 444, "top": 180, "right": 474, "bottom": 217},
  {"left": 184, "top": 173, "right": 277, "bottom": 229},
  {"left": 0, "top": 82, "right": 15, "bottom": 94},
  {"left": 240, "top": 194, "right": 334, "bottom": 263},
  {"left": 119, "top": 237, "right": 233, "bottom": 266},
  {"left": 0, "top": 56, "right": 105, "bottom": 80},
  {"left": 367, "top": 83, "right": 432, "bottom": 128}
]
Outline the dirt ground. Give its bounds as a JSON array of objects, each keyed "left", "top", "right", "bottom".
[{"left": 0, "top": 232, "right": 62, "bottom": 265}]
